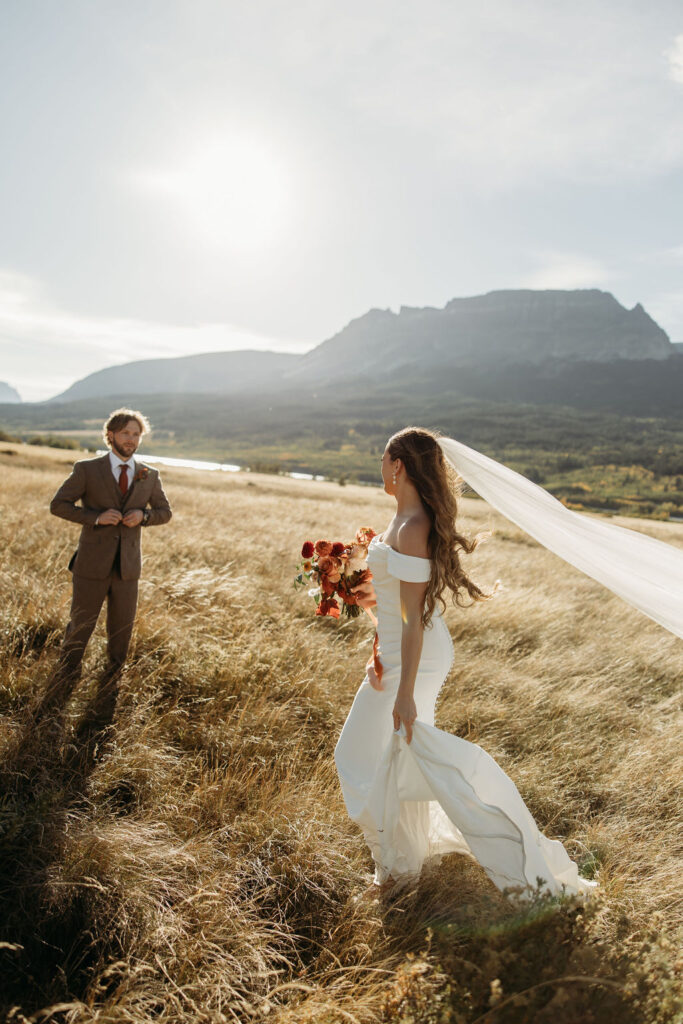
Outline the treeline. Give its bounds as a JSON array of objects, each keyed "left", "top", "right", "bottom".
[{"left": 1, "top": 391, "right": 682, "bottom": 517}]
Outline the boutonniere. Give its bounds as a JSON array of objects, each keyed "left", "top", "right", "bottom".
[{"left": 134, "top": 466, "right": 149, "bottom": 483}]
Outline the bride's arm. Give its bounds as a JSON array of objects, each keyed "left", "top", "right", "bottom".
[
  {"left": 393, "top": 580, "right": 428, "bottom": 744},
  {"left": 392, "top": 519, "right": 429, "bottom": 744}
]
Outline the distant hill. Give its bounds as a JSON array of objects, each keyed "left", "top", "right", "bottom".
[
  {"left": 674, "top": 342, "right": 683, "bottom": 355},
  {"left": 285, "top": 288, "right": 674, "bottom": 384},
  {"left": 49, "top": 350, "right": 298, "bottom": 403},
  {"left": 0, "top": 382, "right": 21, "bottom": 403},
  {"left": 44, "top": 289, "right": 676, "bottom": 404}
]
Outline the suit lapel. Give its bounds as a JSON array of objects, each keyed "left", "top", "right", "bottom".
[{"left": 98, "top": 453, "right": 124, "bottom": 508}]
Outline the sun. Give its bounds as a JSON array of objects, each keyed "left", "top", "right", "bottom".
[{"left": 135, "top": 132, "right": 292, "bottom": 251}]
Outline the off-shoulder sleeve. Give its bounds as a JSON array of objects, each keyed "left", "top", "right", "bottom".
[{"left": 387, "top": 547, "right": 431, "bottom": 583}]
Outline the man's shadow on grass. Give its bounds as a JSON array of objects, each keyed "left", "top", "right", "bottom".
[{"left": 0, "top": 664, "right": 122, "bottom": 1009}]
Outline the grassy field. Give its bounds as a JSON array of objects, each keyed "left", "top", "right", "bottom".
[{"left": 0, "top": 443, "right": 682, "bottom": 1023}]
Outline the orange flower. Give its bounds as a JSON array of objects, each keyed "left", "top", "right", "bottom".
[
  {"left": 316, "top": 597, "right": 340, "bottom": 618},
  {"left": 315, "top": 540, "right": 333, "bottom": 556},
  {"left": 355, "top": 527, "right": 376, "bottom": 546},
  {"left": 318, "top": 555, "right": 341, "bottom": 582},
  {"left": 336, "top": 578, "right": 358, "bottom": 605},
  {"left": 320, "top": 574, "right": 337, "bottom": 597}
]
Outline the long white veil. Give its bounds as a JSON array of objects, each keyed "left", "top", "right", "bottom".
[{"left": 438, "top": 436, "right": 683, "bottom": 641}]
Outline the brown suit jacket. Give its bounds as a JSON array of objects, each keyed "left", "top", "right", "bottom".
[{"left": 50, "top": 454, "right": 172, "bottom": 580}]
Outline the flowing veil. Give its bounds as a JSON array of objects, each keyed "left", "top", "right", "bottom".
[{"left": 438, "top": 436, "right": 683, "bottom": 641}]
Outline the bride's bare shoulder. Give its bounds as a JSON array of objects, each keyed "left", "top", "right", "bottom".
[{"left": 396, "top": 515, "right": 430, "bottom": 558}]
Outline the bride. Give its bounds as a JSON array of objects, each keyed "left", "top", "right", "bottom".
[{"left": 334, "top": 426, "right": 682, "bottom": 899}]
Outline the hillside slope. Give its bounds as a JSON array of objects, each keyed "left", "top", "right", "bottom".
[
  {"left": 49, "top": 349, "right": 298, "bottom": 403},
  {"left": 0, "top": 445, "right": 681, "bottom": 1021}
]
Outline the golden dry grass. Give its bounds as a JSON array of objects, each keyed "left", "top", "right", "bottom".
[{"left": 0, "top": 442, "right": 681, "bottom": 1023}]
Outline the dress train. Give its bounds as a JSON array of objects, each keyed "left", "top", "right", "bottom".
[{"left": 334, "top": 539, "right": 598, "bottom": 899}]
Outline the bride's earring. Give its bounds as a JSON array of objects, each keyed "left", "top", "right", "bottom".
[{"left": 392, "top": 470, "right": 397, "bottom": 485}]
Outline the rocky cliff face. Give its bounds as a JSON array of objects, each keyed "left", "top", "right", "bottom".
[
  {"left": 0, "top": 381, "right": 21, "bottom": 403},
  {"left": 288, "top": 289, "right": 674, "bottom": 382}
]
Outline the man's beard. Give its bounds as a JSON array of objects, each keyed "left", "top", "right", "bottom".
[{"left": 111, "top": 439, "right": 137, "bottom": 460}]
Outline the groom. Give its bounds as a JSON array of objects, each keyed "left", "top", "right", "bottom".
[{"left": 41, "top": 407, "right": 172, "bottom": 724}]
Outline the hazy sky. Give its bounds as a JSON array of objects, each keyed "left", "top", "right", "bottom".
[{"left": 1, "top": 0, "right": 682, "bottom": 400}]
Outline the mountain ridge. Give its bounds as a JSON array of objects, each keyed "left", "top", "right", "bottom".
[
  {"left": 29, "top": 288, "right": 682, "bottom": 405},
  {"left": 285, "top": 289, "right": 672, "bottom": 383}
]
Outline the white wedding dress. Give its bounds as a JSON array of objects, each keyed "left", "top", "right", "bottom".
[{"left": 334, "top": 537, "right": 598, "bottom": 899}]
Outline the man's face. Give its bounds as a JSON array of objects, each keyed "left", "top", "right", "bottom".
[{"left": 108, "top": 420, "right": 141, "bottom": 460}]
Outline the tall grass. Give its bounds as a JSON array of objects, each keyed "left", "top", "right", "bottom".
[{"left": 0, "top": 443, "right": 681, "bottom": 1023}]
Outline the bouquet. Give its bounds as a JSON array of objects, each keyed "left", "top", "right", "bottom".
[{"left": 295, "top": 527, "right": 377, "bottom": 619}]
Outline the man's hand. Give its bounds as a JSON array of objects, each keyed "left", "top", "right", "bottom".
[
  {"left": 97, "top": 509, "right": 123, "bottom": 526},
  {"left": 122, "top": 509, "right": 144, "bottom": 527}
]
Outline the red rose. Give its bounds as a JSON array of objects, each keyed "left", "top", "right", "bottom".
[
  {"left": 301, "top": 541, "right": 315, "bottom": 558},
  {"left": 331, "top": 542, "right": 345, "bottom": 557},
  {"left": 315, "top": 540, "right": 333, "bottom": 556}
]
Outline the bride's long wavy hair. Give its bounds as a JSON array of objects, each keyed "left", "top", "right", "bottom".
[{"left": 387, "top": 426, "right": 494, "bottom": 626}]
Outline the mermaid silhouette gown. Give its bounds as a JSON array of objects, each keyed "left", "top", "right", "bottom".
[{"left": 334, "top": 538, "right": 598, "bottom": 898}]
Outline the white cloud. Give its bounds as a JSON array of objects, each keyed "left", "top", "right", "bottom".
[
  {"left": 519, "top": 253, "right": 612, "bottom": 290},
  {"left": 267, "top": 0, "right": 683, "bottom": 189},
  {"left": 665, "top": 33, "right": 683, "bottom": 84},
  {"left": 0, "top": 270, "right": 312, "bottom": 402}
]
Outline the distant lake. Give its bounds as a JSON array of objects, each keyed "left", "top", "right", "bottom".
[{"left": 96, "top": 450, "right": 326, "bottom": 482}]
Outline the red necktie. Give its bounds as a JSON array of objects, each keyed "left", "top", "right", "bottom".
[{"left": 119, "top": 464, "right": 128, "bottom": 495}]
